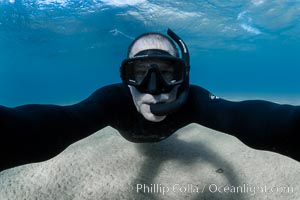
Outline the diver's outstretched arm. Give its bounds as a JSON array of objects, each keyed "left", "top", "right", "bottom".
[
  {"left": 0, "top": 85, "right": 116, "bottom": 171},
  {"left": 190, "top": 85, "right": 300, "bottom": 161}
]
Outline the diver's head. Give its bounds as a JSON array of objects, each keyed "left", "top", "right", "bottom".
[
  {"left": 128, "top": 32, "right": 179, "bottom": 58},
  {"left": 120, "top": 29, "right": 190, "bottom": 122}
]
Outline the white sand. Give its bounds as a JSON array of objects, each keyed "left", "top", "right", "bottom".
[{"left": 0, "top": 123, "right": 299, "bottom": 200}]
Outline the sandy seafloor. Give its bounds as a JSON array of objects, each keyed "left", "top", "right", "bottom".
[{"left": 0, "top": 95, "right": 299, "bottom": 200}]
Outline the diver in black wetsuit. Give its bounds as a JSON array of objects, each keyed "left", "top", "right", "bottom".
[{"left": 0, "top": 29, "right": 299, "bottom": 171}]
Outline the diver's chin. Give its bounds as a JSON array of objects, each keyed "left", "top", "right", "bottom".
[{"left": 140, "top": 103, "right": 166, "bottom": 122}]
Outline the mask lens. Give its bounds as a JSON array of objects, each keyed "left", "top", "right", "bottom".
[
  {"left": 122, "top": 60, "right": 148, "bottom": 84},
  {"left": 121, "top": 57, "right": 185, "bottom": 85},
  {"left": 155, "top": 59, "right": 184, "bottom": 84}
]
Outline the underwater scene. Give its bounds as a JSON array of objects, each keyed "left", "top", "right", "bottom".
[
  {"left": 1, "top": 0, "right": 300, "bottom": 106},
  {"left": 1, "top": 1, "right": 300, "bottom": 200}
]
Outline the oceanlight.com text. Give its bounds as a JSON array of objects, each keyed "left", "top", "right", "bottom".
[{"left": 135, "top": 183, "right": 294, "bottom": 196}]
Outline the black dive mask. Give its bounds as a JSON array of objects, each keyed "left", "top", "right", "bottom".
[
  {"left": 120, "top": 28, "right": 190, "bottom": 116},
  {"left": 120, "top": 50, "right": 186, "bottom": 94}
]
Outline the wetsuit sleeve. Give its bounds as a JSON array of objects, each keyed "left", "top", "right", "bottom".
[
  {"left": 0, "top": 85, "right": 116, "bottom": 171},
  {"left": 189, "top": 86, "right": 300, "bottom": 161}
]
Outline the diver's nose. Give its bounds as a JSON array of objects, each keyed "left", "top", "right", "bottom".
[{"left": 146, "top": 72, "right": 159, "bottom": 94}]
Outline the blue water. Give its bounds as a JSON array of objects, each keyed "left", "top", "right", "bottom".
[{"left": 1, "top": 0, "right": 300, "bottom": 106}]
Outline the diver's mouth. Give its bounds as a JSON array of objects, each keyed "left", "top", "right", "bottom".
[
  {"left": 147, "top": 100, "right": 168, "bottom": 105},
  {"left": 140, "top": 102, "right": 167, "bottom": 121}
]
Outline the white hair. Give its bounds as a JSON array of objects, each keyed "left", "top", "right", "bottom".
[{"left": 128, "top": 33, "right": 178, "bottom": 58}]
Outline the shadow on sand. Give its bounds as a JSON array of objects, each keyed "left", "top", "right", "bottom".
[{"left": 131, "top": 125, "right": 245, "bottom": 200}]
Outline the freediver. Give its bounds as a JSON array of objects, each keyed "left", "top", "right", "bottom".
[{"left": 0, "top": 29, "right": 299, "bottom": 171}]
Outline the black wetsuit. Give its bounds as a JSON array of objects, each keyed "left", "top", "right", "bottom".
[{"left": 1, "top": 83, "right": 299, "bottom": 171}]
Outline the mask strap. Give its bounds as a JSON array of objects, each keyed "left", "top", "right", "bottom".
[{"left": 134, "top": 49, "right": 172, "bottom": 57}]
